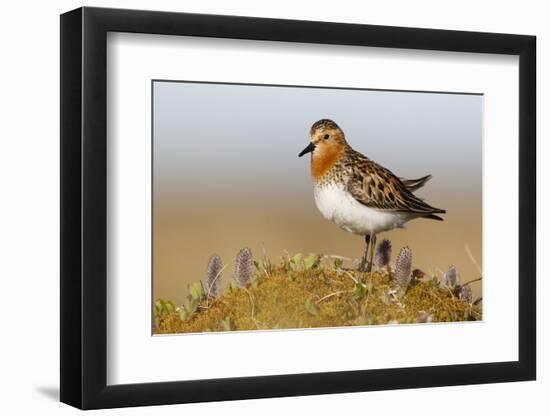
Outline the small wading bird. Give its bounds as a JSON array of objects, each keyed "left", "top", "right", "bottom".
[{"left": 299, "top": 119, "right": 445, "bottom": 272}]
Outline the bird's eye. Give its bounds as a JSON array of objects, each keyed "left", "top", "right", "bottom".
[{"left": 323, "top": 134, "right": 330, "bottom": 140}]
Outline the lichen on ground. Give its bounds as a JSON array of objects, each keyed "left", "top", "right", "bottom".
[{"left": 154, "top": 254, "right": 481, "bottom": 334}]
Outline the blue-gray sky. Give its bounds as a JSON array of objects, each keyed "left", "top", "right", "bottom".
[{"left": 153, "top": 81, "right": 482, "bottom": 202}]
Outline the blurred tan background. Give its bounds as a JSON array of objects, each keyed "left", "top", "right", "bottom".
[{"left": 153, "top": 81, "right": 482, "bottom": 306}]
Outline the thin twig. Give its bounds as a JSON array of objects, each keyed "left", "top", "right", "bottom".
[
  {"left": 316, "top": 290, "right": 350, "bottom": 304},
  {"left": 260, "top": 242, "right": 271, "bottom": 278},
  {"left": 243, "top": 288, "right": 263, "bottom": 329},
  {"left": 465, "top": 243, "right": 482, "bottom": 275},
  {"left": 460, "top": 277, "right": 482, "bottom": 288},
  {"left": 427, "top": 289, "right": 455, "bottom": 316},
  {"left": 445, "top": 286, "right": 456, "bottom": 299},
  {"left": 335, "top": 269, "right": 359, "bottom": 284},
  {"left": 323, "top": 254, "right": 353, "bottom": 262}
]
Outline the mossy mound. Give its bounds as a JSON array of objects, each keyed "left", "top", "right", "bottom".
[{"left": 154, "top": 256, "right": 481, "bottom": 334}]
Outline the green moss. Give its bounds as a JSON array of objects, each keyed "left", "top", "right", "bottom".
[{"left": 154, "top": 255, "right": 481, "bottom": 334}]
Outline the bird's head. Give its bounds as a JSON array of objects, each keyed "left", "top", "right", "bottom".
[
  {"left": 299, "top": 119, "right": 348, "bottom": 180},
  {"left": 298, "top": 119, "right": 347, "bottom": 158}
]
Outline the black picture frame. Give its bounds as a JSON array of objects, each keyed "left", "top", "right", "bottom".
[{"left": 60, "top": 6, "right": 536, "bottom": 410}]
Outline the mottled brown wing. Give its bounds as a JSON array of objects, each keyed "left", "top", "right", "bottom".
[{"left": 344, "top": 152, "right": 444, "bottom": 214}]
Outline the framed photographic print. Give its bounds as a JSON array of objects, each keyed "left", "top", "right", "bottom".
[{"left": 60, "top": 6, "right": 536, "bottom": 409}]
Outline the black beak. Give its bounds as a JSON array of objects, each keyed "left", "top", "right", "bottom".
[{"left": 298, "top": 142, "right": 316, "bottom": 157}]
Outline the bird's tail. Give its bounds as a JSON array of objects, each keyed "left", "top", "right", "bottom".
[
  {"left": 401, "top": 174, "right": 432, "bottom": 192},
  {"left": 422, "top": 213, "right": 445, "bottom": 221}
]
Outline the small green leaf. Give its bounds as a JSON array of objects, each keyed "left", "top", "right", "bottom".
[
  {"left": 352, "top": 283, "right": 368, "bottom": 300},
  {"left": 164, "top": 301, "right": 176, "bottom": 314},
  {"left": 154, "top": 299, "right": 163, "bottom": 316},
  {"left": 304, "top": 253, "right": 321, "bottom": 270},
  {"left": 221, "top": 316, "right": 235, "bottom": 331},
  {"left": 178, "top": 309, "right": 190, "bottom": 321},
  {"left": 333, "top": 258, "right": 344, "bottom": 269},
  {"left": 189, "top": 281, "right": 204, "bottom": 300},
  {"left": 290, "top": 253, "right": 303, "bottom": 270},
  {"left": 187, "top": 298, "right": 199, "bottom": 314},
  {"left": 229, "top": 280, "right": 239, "bottom": 292},
  {"left": 305, "top": 299, "right": 319, "bottom": 316}
]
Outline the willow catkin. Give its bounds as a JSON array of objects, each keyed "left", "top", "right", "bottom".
[
  {"left": 235, "top": 247, "right": 254, "bottom": 288},
  {"left": 375, "top": 239, "right": 392, "bottom": 269},
  {"left": 395, "top": 246, "right": 413, "bottom": 289},
  {"left": 204, "top": 254, "right": 222, "bottom": 298},
  {"left": 459, "top": 284, "right": 473, "bottom": 303},
  {"left": 444, "top": 265, "right": 461, "bottom": 287}
]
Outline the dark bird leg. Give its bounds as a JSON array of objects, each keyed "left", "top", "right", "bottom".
[
  {"left": 359, "top": 234, "right": 370, "bottom": 272},
  {"left": 367, "top": 234, "right": 377, "bottom": 273}
]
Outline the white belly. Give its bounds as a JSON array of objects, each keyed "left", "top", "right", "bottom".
[{"left": 313, "top": 184, "right": 416, "bottom": 235}]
